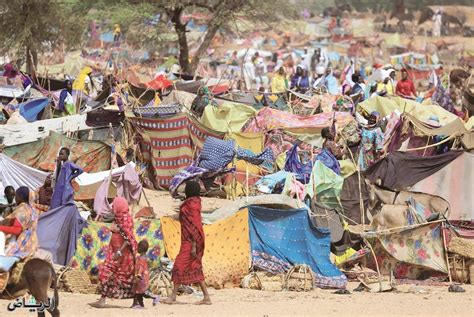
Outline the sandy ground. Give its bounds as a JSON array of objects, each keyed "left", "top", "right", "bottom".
[{"left": 1, "top": 283, "right": 472, "bottom": 317}]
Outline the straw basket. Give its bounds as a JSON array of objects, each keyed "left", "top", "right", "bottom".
[
  {"left": 57, "top": 267, "right": 98, "bottom": 294},
  {"left": 448, "top": 255, "right": 470, "bottom": 284},
  {"left": 241, "top": 272, "right": 284, "bottom": 291},
  {"left": 149, "top": 270, "right": 172, "bottom": 297},
  {"left": 284, "top": 265, "right": 314, "bottom": 292}
]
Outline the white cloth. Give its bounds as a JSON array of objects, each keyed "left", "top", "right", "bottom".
[
  {"left": 433, "top": 14, "right": 442, "bottom": 37},
  {"left": 0, "top": 232, "right": 5, "bottom": 256}
]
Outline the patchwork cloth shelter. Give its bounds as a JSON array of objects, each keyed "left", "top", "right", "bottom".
[
  {"left": 37, "top": 203, "right": 86, "bottom": 265},
  {"left": 130, "top": 113, "right": 224, "bottom": 189},
  {"left": 242, "top": 107, "right": 354, "bottom": 134},
  {"left": 161, "top": 210, "right": 250, "bottom": 288},
  {"left": 411, "top": 152, "right": 474, "bottom": 221},
  {"left": 71, "top": 219, "right": 165, "bottom": 276},
  {"left": 7, "top": 97, "right": 50, "bottom": 122},
  {"left": 306, "top": 161, "right": 344, "bottom": 211},
  {"left": 4, "top": 131, "right": 112, "bottom": 173},
  {"left": 0, "top": 153, "right": 48, "bottom": 199},
  {"left": 367, "top": 223, "right": 448, "bottom": 279},
  {"left": 201, "top": 102, "right": 256, "bottom": 133},
  {"left": 248, "top": 206, "right": 347, "bottom": 289}
]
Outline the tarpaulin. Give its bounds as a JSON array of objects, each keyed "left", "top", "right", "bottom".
[
  {"left": 201, "top": 102, "right": 256, "bottom": 133},
  {"left": 364, "top": 151, "right": 462, "bottom": 190},
  {"left": 71, "top": 219, "right": 165, "bottom": 276},
  {"left": 130, "top": 113, "right": 224, "bottom": 189},
  {"left": 4, "top": 131, "right": 111, "bottom": 173},
  {"left": 243, "top": 107, "right": 354, "bottom": 134},
  {"left": 0, "top": 154, "right": 48, "bottom": 199},
  {"left": 306, "top": 161, "right": 344, "bottom": 211},
  {"left": 37, "top": 203, "right": 86, "bottom": 265},
  {"left": 411, "top": 152, "right": 473, "bottom": 221},
  {"left": 358, "top": 96, "right": 458, "bottom": 126},
  {"left": 18, "top": 98, "right": 50, "bottom": 122},
  {"left": 161, "top": 210, "right": 250, "bottom": 288},
  {"left": 248, "top": 206, "right": 347, "bottom": 289}
]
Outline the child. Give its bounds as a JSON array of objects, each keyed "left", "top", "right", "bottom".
[{"left": 132, "top": 240, "right": 159, "bottom": 308}]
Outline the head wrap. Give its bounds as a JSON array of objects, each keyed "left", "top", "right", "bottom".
[
  {"left": 16, "top": 186, "right": 30, "bottom": 203},
  {"left": 113, "top": 197, "right": 138, "bottom": 256},
  {"left": 316, "top": 66, "right": 325, "bottom": 75}
]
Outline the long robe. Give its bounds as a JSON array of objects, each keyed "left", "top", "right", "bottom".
[
  {"left": 171, "top": 196, "right": 205, "bottom": 285},
  {"left": 50, "top": 161, "right": 83, "bottom": 209}
]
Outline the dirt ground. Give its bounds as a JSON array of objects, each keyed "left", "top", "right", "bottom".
[{"left": 1, "top": 283, "right": 472, "bottom": 317}]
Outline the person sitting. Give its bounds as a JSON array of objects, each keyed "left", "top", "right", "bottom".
[
  {"left": 271, "top": 67, "right": 288, "bottom": 94},
  {"left": 50, "top": 147, "right": 83, "bottom": 209},
  {"left": 32, "top": 174, "right": 54, "bottom": 213},
  {"left": 191, "top": 87, "right": 214, "bottom": 117},
  {"left": 395, "top": 69, "right": 417, "bottom": 99},
  {"left": 56, "top": 79, "right": 75, "bottom": 116},
  {"left": 0, "top": 186, "right": 16, "bottom": 218},
  {"left": 0, "top": 187, "right": 38, "bottom": 260}
]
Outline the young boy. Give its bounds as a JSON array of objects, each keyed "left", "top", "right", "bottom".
[{"left": 132, "top": 240, "right": 159, "bottom": 308}]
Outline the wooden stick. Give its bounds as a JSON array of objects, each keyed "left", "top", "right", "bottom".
[{"left": 441, "top": 221, "right": 453, "bottom": 283}]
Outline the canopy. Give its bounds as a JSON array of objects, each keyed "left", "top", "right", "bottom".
[{"left": 201, "top": 102, "right": 256, "bottom": 133}]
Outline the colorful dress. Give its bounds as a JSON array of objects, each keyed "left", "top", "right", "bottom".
[
  {"left": 132, "top": 255, "right": 150, "bottom": 294},
  {"left": 357, "top": 127, "right": 384, "bottom": 171},
  {"left": 5, "top": 203, "right": 38, "bottom": 259},
  {"left": 98, "top": 197, "right": 137, "bottom": 299},
  {"left": 171, "top": 196, "right": 205, "bottom": 285}
]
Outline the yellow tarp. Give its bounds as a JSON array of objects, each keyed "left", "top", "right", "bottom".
[
  {"left": 229, "top": 132, "right": 265, "bottom": 174},
  {"left": 201, "top": 102, "right": 256, "bottom": 133},
  {"left": 161, "top": 209, "right": 250, "bottom": 288},
  {"left": 358, "top": 96, "right": 458, "bottom": 126}
]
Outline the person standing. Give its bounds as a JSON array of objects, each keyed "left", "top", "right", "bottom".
[
  {"left": 395, "top": 69, "right": 417, "bottom": 99},
  {"left": 50, "top": 147, "right": 83, "bottom": 209},
  {"left": 357, "top": 114, "right": 384, "bottom": 171},
  {"left": 432, "top": 9, "right": 442, "bottom": 37},
  {"left": 131, "top": 240, "right": 159, "bottom": 308},
  {"left": 89, "top": 197, "right": 137, "bottom": 308},
  {"left": 57, "top": 79, "right": 75, "bottom": 116},
  {"left": 271, "top": 67, "right": 288, "bottom": 94},
  {"left": 161, "top": 181, "right": 211, "bottom": 305}
]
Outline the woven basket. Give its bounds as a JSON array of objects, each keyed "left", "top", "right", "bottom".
[
  {"left": 284, "top": 265, "right": 314, "bottom": 292},
  {"left": 241, "top": 272, "right": 284, "bottom": 291},
  {"left": 57, "top": 267, "right": 98, "bottom": 294},
  {"left": 449, "top": 255, "right": 470, "bottom": 284},
  {"left": 149, "top": 270, "right": 172, "bottom": 297}
]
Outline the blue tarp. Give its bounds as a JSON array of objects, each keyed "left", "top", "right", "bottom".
[
  {"left": 38, "top": 203, "right": 86, "bottom": 265},
  {"left": 248, "top": 205, "right": 347, "bottom": 289},
  {"left": 18, "top": 98, "right": 49, "bottom": 122},
  {"left": 100, "top": 31, "right": 114, "bottom": 43}
]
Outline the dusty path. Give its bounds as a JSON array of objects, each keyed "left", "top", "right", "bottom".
[{"left": 1, "top": 283, "right": 472, "bottom": 317}]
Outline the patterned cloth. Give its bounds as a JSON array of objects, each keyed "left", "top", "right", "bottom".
[
  {"left": 133, "top": 103, "right": 182, "bottom": 118},
  {"left": 5, "top": 203, "right": 38, "bottom": 259},
  {"left": 357, "top": 127, "right": 384, "bottom": 171},
  {"left": 161, "top": 209, "right": 250, "bottom": 288},
  {"left": 248, "top": 206, "right": 347, "bottom": 289},
  {"left": 71, "top": 220, "right": 164, "bottom": 277},
  {"left": 316, "top": 148, "right": 340, "bottom": 175},
  {"left": 284, "top": 144, "right": 313, "bottom": 184}
]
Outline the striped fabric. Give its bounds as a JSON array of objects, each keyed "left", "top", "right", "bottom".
[{"left": 131, "top": 113, "right": 224, "bottom": 189}]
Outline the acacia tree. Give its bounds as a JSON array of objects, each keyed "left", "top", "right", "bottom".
[{"left": 0, "top": 0, "right": 67, "bottom": 73}]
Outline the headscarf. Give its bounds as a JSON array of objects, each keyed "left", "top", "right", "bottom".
[
  {"left": 3, "top": 63, "right": 18, "bottom": 78},
  {"left": 113, "top": 197, "right": 137, "bottom": 256},
  {"left": 72, "top": 66, "right": 93, "bottom": 92},
  {"left": 16, "top": 186, "right": 30, "bottom": 204}
]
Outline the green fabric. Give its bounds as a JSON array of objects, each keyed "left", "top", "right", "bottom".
[
  {"left": 357, "top": 96, "right": 458, "bottom": 126},
  {"left": 306, "top": 161, "right": 344, "bottom": 210},
  {"left": 339, "top": 159, "right": 357, "bottom": 178},
  {"left": 201, "top": 102, "right": 256, "bottom": 133}
]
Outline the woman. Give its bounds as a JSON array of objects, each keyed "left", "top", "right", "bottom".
[
  {"left": 57, "top": 79, "right": 75, "bottom": 116},
  {"left": 0, "top": 187, "right": 38, "bottom": 260},
  {"left": 162, "top": 181, "right": 211, "bottom": 305},
  {"left": 89, "top": 197, "right": 137, "bottom": 308},
  {"left": 191, "top": 86, "right": 213, "bottom": 117},
  {"left": 73, "top": 66, "right": 94, "bottom": 95},
  {"left": 357, "top": 114, "right": 384, "bottom": 171},
  {"left": 271, "top": 67, "right": 288, "bottom": 94}
]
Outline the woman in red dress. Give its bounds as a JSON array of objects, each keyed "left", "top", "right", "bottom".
[
  {"left": 89, "top": 197, "right": 137, "bottom": 308},
  {"left": 162, "top": 181, "right": 211, "bottom": 305}
]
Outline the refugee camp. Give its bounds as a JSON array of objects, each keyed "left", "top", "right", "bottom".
[{"left": 0, "top": 0, "right": 473, "bottom": 316}]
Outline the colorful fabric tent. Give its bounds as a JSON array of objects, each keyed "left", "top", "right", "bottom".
[
  {"left": 17, "top": 98, "right": 50, "bottom": 122},
  {"left": 201, "top": 103, "right": 256, "bottom": 133},
  {"left": 131, "top": 113, "right": 224, "bottom": 189},
  {"left": 358, "top": 96, "right": 458, "bottom": 126},
  {"left": 161, "top": 210, "right": 250, "bottom": 288},
  {"left": 71, "top": 219, "right": 165, "bottom": 276},
  {"left": 3, "top": 131, "right": 112, "bottom": 173},
  {"left": 411, "top": 152, "right": 473, "bottom": 221},
  {"left": 248, "top": 205, "right": 347, "bottom": 289},
  {"left": 306, "top": 161, "right": 344, "bottom": 211}
]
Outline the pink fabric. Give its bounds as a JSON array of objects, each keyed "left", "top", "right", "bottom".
[{"left": 243, "top": 107, "right": 354, "bottom": 133}]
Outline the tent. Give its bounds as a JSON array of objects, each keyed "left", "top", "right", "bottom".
[
  {"left": 201, "top": 103, "right": 256, "bottom": 133},
  {"left": 411, "top": 152, "right": 474, "bottom": 221}
]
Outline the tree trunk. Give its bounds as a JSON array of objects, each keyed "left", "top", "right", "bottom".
[
  {"left": 25, "top": 46, "right": 38, "bottom": 75},
  {"left": 189, "top": 21, "right": 222, "bottom": 73},
  {"left": 170, "top": 8, "right": 192, "bottom": 74}
]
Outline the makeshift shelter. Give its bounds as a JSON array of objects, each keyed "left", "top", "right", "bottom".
[
  {"left": 130, "top": 113, "right": 224, "bottom": 189},
  {"left": 201, "top": 103, "right": 256, "bottom": 133},
  {"left": 4, "top": 131, "right": 112, "bottom": 173},
  {"left": 71, "top": 219, "right": 165, "bottom": 276},
  {"left": 38, "top": 203, "right": 86, "bottom": 265},
  {"left": 0, "top": 153, "right": 48, "bottom": 199},
  {"left": 411, "top": 152, "right": 474, "bottom": 221},
  {"left": 161, "top": 210, "right": 250, "bottom": 288},
  {"left": 248, "top": 205, "right": 347, "bottom": 289}
]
